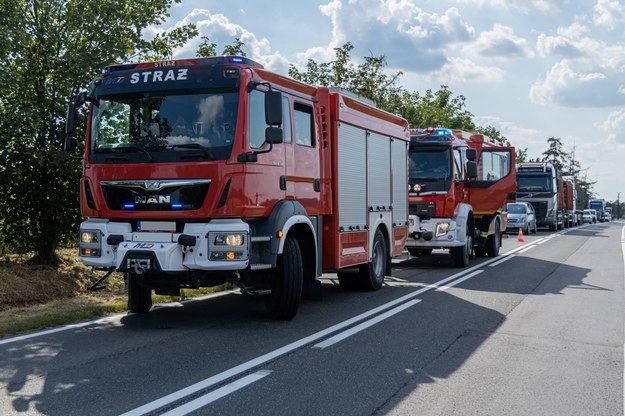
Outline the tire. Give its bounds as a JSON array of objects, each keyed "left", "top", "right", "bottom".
[
  {"left": 265, "top": 235, "right": 303, "bottom": 320},
  {"left": 485, "top": 221, "right": 501, "bottom": 258},
  {"left": 408, "top": 248, "right": 432, "bottom": 256},
  {"left": 451, "top": 222, "right": 473, "bottom": 267},
  {"left": 533, "top": 221, "right": 538, "bottom": 234},
  {"left": 357, "top": 229, "right": 387, "bottom": 291},
  {"left": 127, "top": 272, "right": 152, "bottom": 314}
]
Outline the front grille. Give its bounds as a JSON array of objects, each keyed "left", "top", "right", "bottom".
[
  {"left": 102, "top": 181, "right": 210, "bottom": 211},
  {"left": 410, "top": 202, "right": 436, "bottom": 219}
]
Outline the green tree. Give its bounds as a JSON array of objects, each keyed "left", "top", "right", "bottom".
[
  {"left": 0, "top": 0, "right": 197, "bottom": 264},
  {"left": 196, "top": 37, "right": 248, "bottom": 58}
]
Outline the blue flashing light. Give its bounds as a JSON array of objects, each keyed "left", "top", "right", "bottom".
[
  {"left": 230, "top": 57, "right": 244, "bottom": 63},
  {"left": 435, "top": 128, "right": 453, "bottom": 136},
  {"left": 171, "top": 203, "right": 183, "bottom": 209},
  {"left": 123, "top": 204, "right": 135, "bottom": 209}
]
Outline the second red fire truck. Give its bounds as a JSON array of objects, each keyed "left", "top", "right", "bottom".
[{"left": 406, "top": 128, "right": 516, "bottom": 267}]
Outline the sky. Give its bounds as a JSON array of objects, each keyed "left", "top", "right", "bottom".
[{"left": 149, "top": 0, "right": 625, "bottom": 201}]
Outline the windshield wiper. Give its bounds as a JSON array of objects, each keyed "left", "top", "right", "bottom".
[
  {"left": 171, "top": 143, "right": 215, "bottom": 160},
  {"left": 99, "top": 144, "right": 155, "bottom": 161}
]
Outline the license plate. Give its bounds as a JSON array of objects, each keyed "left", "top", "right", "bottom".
[{"left": 138, "top": 221, "right": 176, "bottom": 232}]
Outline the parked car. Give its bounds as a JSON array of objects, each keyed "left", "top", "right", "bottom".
[
  {"left": 605, "top": 212, "right": 612, "bottom": 222},
  {"left": 582, "top": 209, "right": 597, "bottom": 224},
  {"left": 505, "top": 202, "right": 537, "bottom": 234}
]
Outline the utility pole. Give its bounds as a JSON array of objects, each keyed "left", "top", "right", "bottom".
[{"left": 618, "top": 192, "right": 621, "bottom": 219}]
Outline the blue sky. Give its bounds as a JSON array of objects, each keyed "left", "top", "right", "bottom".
[{"left": 151, "top": 0, "right": 625, "bottom": 201}]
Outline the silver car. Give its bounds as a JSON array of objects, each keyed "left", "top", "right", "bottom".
[
  {"left": 582, "top": 209, "right": 597, "bottom": 224},
  {"left": 506, "top": 202, "right": 537, "bottom": 234}
]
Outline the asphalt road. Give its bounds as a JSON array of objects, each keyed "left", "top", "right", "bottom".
[{"left": 0, "top": 222, "right": 623, "bottom": 416}]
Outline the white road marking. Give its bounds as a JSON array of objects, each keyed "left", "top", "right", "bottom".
[
  {"left": 489, "top": 255, "right": 516, "bottom": 267},
  {"left": 435, "top": 270, "right": 483, "bottom": 291},
  {"left": 160, "top": 371, "right": 272, "bottom": 416},
  {"left": 313, "top": 299, "right": 421, "bottom": 349}
]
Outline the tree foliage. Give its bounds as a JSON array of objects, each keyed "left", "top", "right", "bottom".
[
  {"left": 287, "top": 42, "right": 506, "bottom": 141},
  {"left": 0, "top": 0, "right": 197, "bottom": 264},
  {"left": 197, "top": 37, "right": 247, "bottom": 58}
]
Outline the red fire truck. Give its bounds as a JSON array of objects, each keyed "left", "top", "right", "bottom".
[
  {"left": 65, "top": 56, "right": 410, "bottom": 319},
  {"left": 406, "top": 128, "right": 516, "bottom": 267}
]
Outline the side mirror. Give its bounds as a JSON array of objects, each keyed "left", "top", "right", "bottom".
[
  {"left": 265, "top": 126, "right": 283, "bottom": 144},
  {"left": 265, "top": 89, "right": 282, "bottom": 126},
  {"left": 64, "top": 135, "right": 77, "bottom": 152},
  {"left": 466, "top": 148, "right": 477, "bottom": 161},
  {"left": 466, "top": 161, "right": 478, "bottom": 179}
]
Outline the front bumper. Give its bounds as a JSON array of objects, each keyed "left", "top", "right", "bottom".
[
  {"left": 406, "top": 215, "right": 463, "bottom": 248},
  {"left": 79, "top": 218, "right": 250, "bottom": 273}
]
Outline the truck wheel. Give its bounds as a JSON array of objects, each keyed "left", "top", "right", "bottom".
[
  {"left": 265, "top": 235, "right": 303, "bottom": 320},
  {"left": 127, "top": 272, "right": 152, "bottom": 314},
  {"left": 451, "top": 222, "right": 472, "bottom": 267},
  {"left": 358, "top": 229, "right": 387, "bottom": 291},
  {"left": 485, "top": 221, "right": 501, "bottom": 257}
]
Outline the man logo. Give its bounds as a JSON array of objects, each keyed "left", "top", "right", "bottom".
[{"left": 135, "top": 195, "right": 171, "bottom": 204}]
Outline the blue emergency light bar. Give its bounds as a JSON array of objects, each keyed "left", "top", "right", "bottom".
[{"left": 103, "top": 56, "right": 262, "bottom": 74}]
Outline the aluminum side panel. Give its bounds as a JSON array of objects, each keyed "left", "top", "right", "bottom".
[
  {"left": 338, "top": 123, "right": 367, "bottom": 230},
  {"left": 367, "top": 132, "right": 392, "bottom": 209}
]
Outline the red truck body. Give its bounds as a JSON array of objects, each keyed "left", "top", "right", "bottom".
[
  {"left": 69, "top": 56, "right": 410, "bottom": 318},
  {"left": 406, "top": 128, "right": 516, "bottom": 266}
]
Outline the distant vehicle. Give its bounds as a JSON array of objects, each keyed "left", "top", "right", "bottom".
[
  {"left": 588, "top": 198, "right": 606, "bottom": 222},
  {"left": 605, "top": 211, "right": 612, "bottom": 222},
  {"left": 582, "top": 209, "right": 597, "bottom": 224},
  {"left": 505, "top": 202, "right": 537, "bottom": 234},
  {"left": 516, "top": 161, "right": 565, "bottom": 231}
]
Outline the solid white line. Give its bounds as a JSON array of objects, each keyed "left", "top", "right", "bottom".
[
  {"left": 313, "top": 299, "right": 421, "bottom": 349},
  {"left": 489, "top": 255, "right": 516, "bottom": 267},
  {"left": 436, "top": 270, "right": 483, "bottom": 291},
  {"left": 160, "top": 371, "right": 272, "bottom": 416}
]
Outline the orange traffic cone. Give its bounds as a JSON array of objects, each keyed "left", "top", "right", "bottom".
[{"left": 517, "top": 228, "right": 525, "bottom": 242}]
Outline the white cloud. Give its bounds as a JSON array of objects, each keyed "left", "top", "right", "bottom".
[
  {"left": 597, "top": 108, "right": 625, "bottom": 143},
  {"left": 593, "top": 0, "right": 625, "bottom": 29},
  {"left": 162, "top": 9, "right": 291, "bottom": 73},
  {"left": 436, "top": 57, "right": 506, "bottom": 83},
  {"left": 529, "top": 60, "right": 625, "bottom": 107},
  {"left": 466, "top": 24, "right": 535, "bottom": 59},
  {"left": 311, "top": 0, "right": 475, "bottom": 72},
  {"left": 455, "top": 0, "right": 564, "bottom": 14}
]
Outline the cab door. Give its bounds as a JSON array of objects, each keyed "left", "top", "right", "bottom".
[{"left": 284, "top": 99, "right": 322, "bottom": 216}]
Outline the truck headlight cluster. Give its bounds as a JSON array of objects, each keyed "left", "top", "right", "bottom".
[
  {"left": 214, "top": 234, "right": 245, "bottom": 246},
  {"left": 80, "top": 230, "right": 102, "bottom": 257},
  {"left": 209, "top": 232, "right": 248, "bottom": 261},
  {"left": 435, "top": 222, "right": 450, "bottom": 237}
]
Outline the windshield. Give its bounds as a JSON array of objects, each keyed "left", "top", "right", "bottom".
[
  {"left": 589, "top": 201, "right": 603, "bottom": 210},
  {"left": 408, "top": 148, "right": 451, "bottom": 181},
  {"left": 90, "top": 91, "right": 238, "bottom": 161},
  {"left": 506, "top": 204, "right": 527, "bottom": 214},
  {"left": 516, "top": 175, "right": 552, "bottom": 192}
]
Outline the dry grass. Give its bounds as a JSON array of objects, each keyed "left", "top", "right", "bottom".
[
  {"left": 0, "top": 248, "right": 232, "bottom": 337},
  {"left": 0, "top": 248, "right": 128, "bottom": 336}
]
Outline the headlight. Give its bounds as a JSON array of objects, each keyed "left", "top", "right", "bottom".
[
  {"left": 79, "top": 230, "right": 101, "bottom": 257},
  {"left": 435, "top": 222, "right": 450, "bottom": 237},
  {"left": 214, "top": 233, "right": 245, "bottom": 246},
  {"left": 81, "top": 231, "right": 99, "bottom": 244}
]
